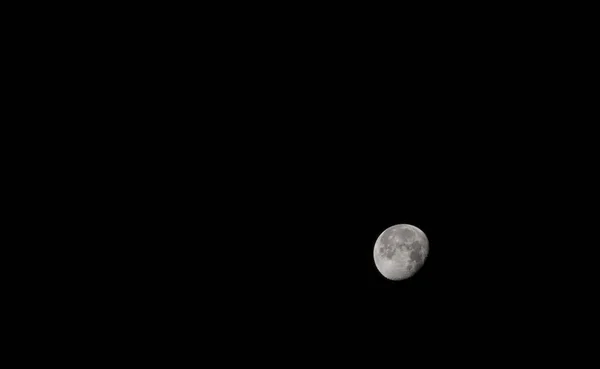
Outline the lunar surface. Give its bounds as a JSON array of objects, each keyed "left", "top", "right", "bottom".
[{"left": 373, "top": 224, "right": 429, "bottom": 280}]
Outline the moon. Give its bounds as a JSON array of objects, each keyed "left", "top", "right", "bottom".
[{"left": 373, "top": 224, "right": 429, "bottom": 280}]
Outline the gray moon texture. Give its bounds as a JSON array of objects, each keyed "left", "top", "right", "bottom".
[{"left": 373, "top": 224, "right": 429, "bottom": 280}]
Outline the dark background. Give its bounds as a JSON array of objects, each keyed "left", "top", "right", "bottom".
[
  {"left": 19, "top": 3, "right": 596, "bottom": 363},
  {"left": 95, "top": 98, "right": 593, "bottom": 360}
]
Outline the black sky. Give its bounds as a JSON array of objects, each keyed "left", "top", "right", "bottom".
[{"left": 69, "top": 11, "right": 598, "bottom": 358}]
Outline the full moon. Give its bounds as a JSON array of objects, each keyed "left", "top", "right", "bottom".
[{"left": 373, "top": 224, "right": 429, "bottom": 280}]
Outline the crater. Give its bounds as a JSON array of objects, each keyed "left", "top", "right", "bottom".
[
  {"left": 408, "top": 241, "right": 424, "bottom": 264},
  {"left": 379, "top": 242, "right": 397, "bottom": 259},
  {"left": 399, "top": 227, "right": 415, "bottom": 241},
  {"left": 410, "top": 248, "right": 423, "bottom": 264}
]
